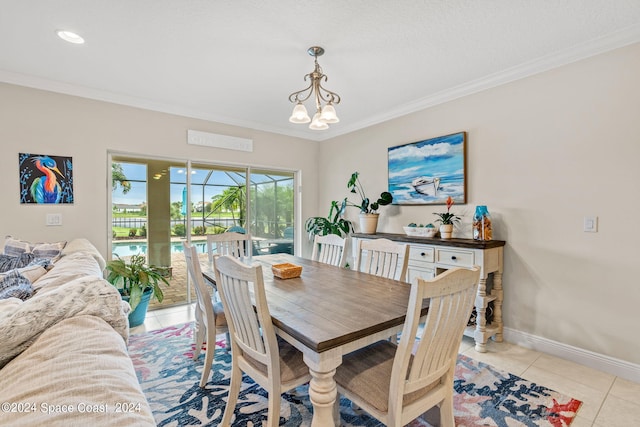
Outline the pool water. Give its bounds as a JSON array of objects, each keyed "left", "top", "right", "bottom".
[{"left": 112, "top": 241, "right": 207, "bottom": 257}]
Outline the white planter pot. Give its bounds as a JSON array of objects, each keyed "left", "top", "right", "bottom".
[
  {"left": 439, "top": 224, "right": 453, "bottom": 239},
  {"left": 359, "top": 213, "right": 379, "bottom": 234}
]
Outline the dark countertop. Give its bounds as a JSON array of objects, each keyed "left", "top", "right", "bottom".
[{"left": 352, "top": 232, "right": 506, "bottom": 249}]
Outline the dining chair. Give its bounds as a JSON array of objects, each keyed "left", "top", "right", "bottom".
[
  {"left": 354, "top": 238, "right": 409, "bottom": 282},
  {"left": 206, "top": 232, "right": 251, "bottom": 267},
  {"left": 183, "top": 241, "right": 230, "bottom": 388},
  {"left": 213, "top": 255, "right": 311, "bottom": 427},
  {"left": 311, "top": 234, "right": 347, "bottom": 267},
  {"left": 334, "top": 266, "right": 481, "bottom": 427}
]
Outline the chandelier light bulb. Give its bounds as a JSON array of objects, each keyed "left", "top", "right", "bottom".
[
  {"left": 289, "top": 102, "right": 311, "bottom": 123},
  {"left": 319, "top": 103, "right": 339, "bottom": 124},
  {"left": 309, "top": 112, "right": 329, "bottom": 130}
]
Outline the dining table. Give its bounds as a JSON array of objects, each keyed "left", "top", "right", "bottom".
[{"left": 202, "top": 253, "right": 428, "bottom": 427}]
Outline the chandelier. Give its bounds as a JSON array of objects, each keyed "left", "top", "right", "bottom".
[{"left": 288, "top": 46, "right": 341, "bottom": 130}]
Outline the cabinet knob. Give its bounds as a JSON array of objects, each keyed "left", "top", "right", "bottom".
[
  {"left": 420, "top": 252, "right": 426, "bottom": 256},
  {"left": 451, "top": 255, "right": 457, "bottom": 260}
]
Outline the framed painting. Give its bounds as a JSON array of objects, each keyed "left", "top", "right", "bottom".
[
  {"left": 387, "top": 131, "right": 466, "bottom": 205},
  {"left": 19, "top": 153, "right": 74, "bottom": 204}
]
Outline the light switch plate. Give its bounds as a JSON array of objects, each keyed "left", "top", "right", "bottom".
[
  {"left": 583, "top": 216, "right": 598, "bottom": 232},
  {"left": 46, "top": 213, "right": 62, "bottom": 226}
]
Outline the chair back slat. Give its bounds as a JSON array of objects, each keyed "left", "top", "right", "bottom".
[
  {"left": 391, "top": 267, "right": 480, "bottom": 398},
  {"left": 213, "top": 255, "right": 278, "bottom": 367},
  {"left": 311, "top": 234, "right": 347, "bottom": 267},
  {"left": 206, "top": 232, "right": 251, "bottom": 266},
  {"left": 356, "top": 238, "right": 409, "bottom": 281}
]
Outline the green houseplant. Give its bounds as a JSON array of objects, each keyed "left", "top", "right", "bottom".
[
  {"left": 105, "top": 254, "right": 169, "bottom": 326},
  {"left": 305, "top": 199, "right": 354, "bottom": 240},
  {"left": 433, "top": 196, "right": 461, "bottom": 238},
  {"left": 346, "top": 172, "right": 393, "bottom": 214},
  {"left": 345, "top": 172, "right": 393, "bottom": 234}
]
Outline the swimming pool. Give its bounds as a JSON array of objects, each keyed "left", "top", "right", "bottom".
[{"left": 112, "top": 241, "right": 207, "bottom": 257}]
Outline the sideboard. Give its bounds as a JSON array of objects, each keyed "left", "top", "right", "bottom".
[{"left": 351, "top": 232, "right": 506, "bottom": 353}]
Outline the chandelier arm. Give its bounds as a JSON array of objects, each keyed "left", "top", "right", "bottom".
[
  {"left": 288, "top": 79, "right": 314, "bottom": 103},
  {"left": 316, "top": 79, "right": 341, "bottom": 104}
]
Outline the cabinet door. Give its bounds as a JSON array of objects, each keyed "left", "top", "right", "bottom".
[{"left": 407, "top": 264, "right": 435, "bottom": 285}]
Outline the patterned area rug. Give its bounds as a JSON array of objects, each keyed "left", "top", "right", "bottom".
[{"left": 129, "top": 323, "right": 582, "bottom": 426}]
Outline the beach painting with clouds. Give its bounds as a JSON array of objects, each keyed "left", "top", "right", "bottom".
[{"left": 387, "top": 132, "right": 466, "bottom": 205}]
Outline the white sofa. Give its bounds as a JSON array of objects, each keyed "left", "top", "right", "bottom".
[{"left": 0, "top": 238, "right": 155, "bottom": 426}]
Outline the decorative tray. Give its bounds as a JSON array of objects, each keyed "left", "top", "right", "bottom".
[
  {"left": 403, "top": 226, "right": 438, "bottom": 237},
  {"left": 272, "top": 263, "right": 302, "bottom": 279}
]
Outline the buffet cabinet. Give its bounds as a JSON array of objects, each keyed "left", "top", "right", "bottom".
[{"left": 352, "top": 232, "right": 505, "bottom": 353}]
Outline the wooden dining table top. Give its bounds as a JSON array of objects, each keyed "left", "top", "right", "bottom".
[{"left": 202, "top": 253, "right": 428, "bottom": 353}]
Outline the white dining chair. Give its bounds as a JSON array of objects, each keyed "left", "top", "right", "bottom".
[
  {"left": 206, "top": 232, "right": 251, "bottom": 267},
  {"left": 354, "top": 238, "right": 409, "bottom": 282},
  {"left": 311, "top": 234, "right": 347, "bottom": 267},
  {"left": 213, "top": 255, "right": 311, "bottom": 427},
  {"left": 183, "top": 241, "right": 229, "bottom": 388},
  {"left": 334, "top": 266, "right": 481, "bottom": 426}
]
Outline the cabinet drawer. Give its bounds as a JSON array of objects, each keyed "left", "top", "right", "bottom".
[
  {"left": 436, "top": 248, "right": 474, "bottom": 267},
  {"left": 407, "top": 265, "right": 435, "bottom": 285},
  {"left": 409, "top": 245, "right": 435, "bottom": 263}
]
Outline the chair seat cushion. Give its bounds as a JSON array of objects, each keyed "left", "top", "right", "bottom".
[
  {"left": 244, "top": 337, "right": 309, "bottom": 384},
  {"left": 212, "top": 301, "right": 227, "bottom": 327},
  {"left": 335, "top": 340, "right": 437, "bottom": 413}
]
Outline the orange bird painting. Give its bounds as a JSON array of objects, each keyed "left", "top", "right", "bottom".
[{"left": 19, "top": 153, "right": 74, "bottom": 204}]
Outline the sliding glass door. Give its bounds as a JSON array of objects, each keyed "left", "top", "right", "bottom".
[{"left": 110, "top": 154, "right": 296, "bottom": 309}]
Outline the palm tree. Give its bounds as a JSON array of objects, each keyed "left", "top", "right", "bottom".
[
  {"left": 211, "top": 186, "right": 246, "bottom": 226},
  {"left": 112, "top": 163, "right": 131, "bottom": 194}
]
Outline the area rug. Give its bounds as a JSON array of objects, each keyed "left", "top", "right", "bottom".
[{"left": 129, "top": 323, "right": 582, "bottom": 426}]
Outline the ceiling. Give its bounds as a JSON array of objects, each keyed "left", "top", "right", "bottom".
[{"left": 1, "top": 1, "right": 640, "bottom": 142}]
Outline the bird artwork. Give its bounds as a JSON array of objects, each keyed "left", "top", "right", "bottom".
[
  {"left": 19, "top": 153, "right": 74, "bottom": 204},
  {"left": 30, "top": 156, "right": 63, "bottom": 203}
]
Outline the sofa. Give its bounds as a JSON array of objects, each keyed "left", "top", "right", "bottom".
[{"left": 0, "top": 237, "right": 155, "bottom": 426}]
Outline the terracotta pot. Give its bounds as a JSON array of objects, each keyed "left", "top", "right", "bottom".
[
  {"left": 359, "top": 213, "right": 379, "bottom": 234},
  {"left": 439, "top": 224, "right": 453, "bottom": 239}
]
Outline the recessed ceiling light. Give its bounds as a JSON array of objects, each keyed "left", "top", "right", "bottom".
[{"left": 56, "top": 30, "right": 85, "bottom": 44}]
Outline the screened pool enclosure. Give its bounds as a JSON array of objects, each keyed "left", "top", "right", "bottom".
[{"left": 111, "top": 158, "right": 296, "bottom": 308}]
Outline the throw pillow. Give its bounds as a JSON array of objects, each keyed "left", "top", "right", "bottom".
[
  {"left": 2, "top": 236, "right": 31, "bottom": 257},
  {"left": 0, "top": 270, "right": 34, "bottom": 300},
  {"left": 32, "top": 241, "right": 66, "bottom": 261},
  {"left": 2, "top": 236, "right": 67, "bottom": 260}
]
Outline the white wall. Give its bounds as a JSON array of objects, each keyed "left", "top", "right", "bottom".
[
  {"left": 319, "top": 43, "right": 640, "bottom": 368},
  {"left": 0, "top": 83, "right": 319, "bottom": 258}
]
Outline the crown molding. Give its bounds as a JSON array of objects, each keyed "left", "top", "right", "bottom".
[{"left": 2, "top": 24, "right": 639, "bottom": 143}]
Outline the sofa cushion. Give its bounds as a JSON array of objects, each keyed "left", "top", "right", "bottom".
[
  {"left": 32, "top": 252, "right": 102, "bottom": 293},
  {"left": 17, "top": 264, "right": 48, "bottom": 283},
  {"left": 0, "top": 315, "right": 155, "bottom": 426},
  {"left": 0, "top": 270, "right": 33, "bottom": 300}
]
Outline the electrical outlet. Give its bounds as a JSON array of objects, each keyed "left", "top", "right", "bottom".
[{"left": 46, "top": 213, "right": 62, "bottom": 226}]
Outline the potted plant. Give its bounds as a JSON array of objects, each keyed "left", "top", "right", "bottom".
[
  {"left": 433, "top": 196, "right": 461, "bottom": 239},
  {"left": 345, "top": 172, "right": 393, "bottom": 234},
  {"left": 105, "top": 254, "right": 170, "bottom": 327},
  {"left": 305, "top": 199, "right": 353, "bottom": 240}
]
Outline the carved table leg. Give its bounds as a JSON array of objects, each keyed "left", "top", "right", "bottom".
[
  {"left": 474, "top": 277, "right": 489, "bottom": 353},
  {"left": 304, "top": 350, "right": 342, "bottom": 427},
  {"left": 493, "top": 271, "right": 504, "bottom": 342},
  {"left": 308, "top": 368, "right": 339, "bottom": 426}
]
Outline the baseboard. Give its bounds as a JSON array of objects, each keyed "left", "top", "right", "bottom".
[{"left": 503, "top": 327, "right": 640, "bottom": 383}]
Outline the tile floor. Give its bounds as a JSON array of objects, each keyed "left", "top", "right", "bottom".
[{"left": 131, "top": 305, "right": 640, "bottom": 427}]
